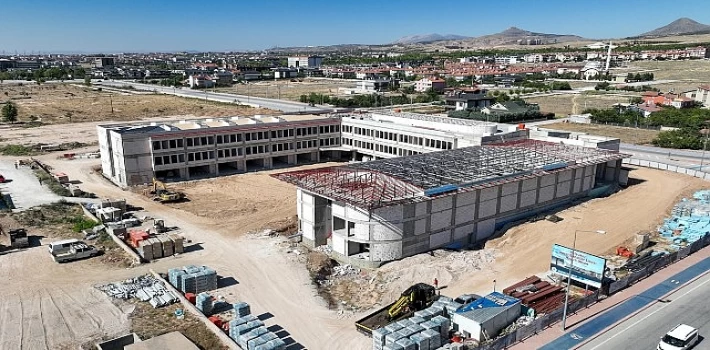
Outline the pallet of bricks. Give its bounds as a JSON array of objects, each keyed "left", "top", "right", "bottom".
[
  {"left": 168, "top": 265, "right": 218, "bottom": 294},
  {"left": 228, "top": 301, "right": 287, "bottom": 350},
  {"left": 372, "top": 296, "right": 462, "bottom": 350},
  {"left": 132, "top": 230, "right": 184, "bottom": 262}
]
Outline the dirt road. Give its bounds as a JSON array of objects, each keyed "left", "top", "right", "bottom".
[{"left": 38, "top": 156, "right": 370, "bottom": 350}]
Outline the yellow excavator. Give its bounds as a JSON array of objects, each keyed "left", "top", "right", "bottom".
[
  {"left": 149, "top": 178, "right": 185, "bottom": 203},
  {"left": 355, "top": 283, "right": 438, "bottom": 335}
]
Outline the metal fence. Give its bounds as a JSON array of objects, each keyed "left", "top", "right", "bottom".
[{"left": 472, "top": 232, "right": 710, "bottom": 350}]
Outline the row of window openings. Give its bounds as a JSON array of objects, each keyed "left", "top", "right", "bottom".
[
  {"left": 342, "top": 138, "right": 423, "bottom": 156},
  {"left": 341, "top": 126, "right": 453, "bottom": 150},
  {"left": 152, "top": 126, "right": 341, "bottom": 150}
]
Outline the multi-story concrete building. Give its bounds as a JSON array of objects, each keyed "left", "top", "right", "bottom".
[
  {"left": 92, "top": 57, "right": 115, "bottom": 68},
  {"left": 274, "top": 139, "right": 628, "bottom": 267},
  {"left": 287, "top": 56, "right": 323, "bottom": 69},
  {"left": 97, "top": 114, "right": 342, "bottom": 187},
  {"left": 340, "top": 111, "right": 527, "bottom": 161}
]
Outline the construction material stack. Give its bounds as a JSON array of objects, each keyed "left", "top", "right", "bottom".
[
  {"left": 169, "top": 233, "right": 184, "bottom": 253},
  {"left": 168, "top": 265, "right": 218, "bottom": 294},
  {"left": 233, "top": 302, "right": 251, "bottom": 317},
  {"left": 196, "top": 292, "right": 213, "bottom": 315},
  {"left": 225, "top": 301, "right": 286, "bottom": 350}
]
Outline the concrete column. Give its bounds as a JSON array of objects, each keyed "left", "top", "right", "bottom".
[
  {"left": 264, "top": 157, "right": 273, "bottom": 169},
  {"left": 212, "top": 163, "right": 219, "bottom": 176},
  {"left": 288, "top": 154, "right": 296, "bottom": 165},
  {"left": 180, "top": 167, "right": 189, "bottom": 180}
]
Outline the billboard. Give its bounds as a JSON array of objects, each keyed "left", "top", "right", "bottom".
[{"left": 550, "top": 244, "right": 606, "bottom": 288}]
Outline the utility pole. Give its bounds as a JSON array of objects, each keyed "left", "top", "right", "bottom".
[{"left": 561, "top": 230, "right": 606, "bottom": 331}]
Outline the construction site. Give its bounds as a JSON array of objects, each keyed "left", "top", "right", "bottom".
[
  {"left": 0, "top": 103, "right": 709, "bottom": 350},
  {"left": 274, "top": 139, "right": 628, "bottom": 266}
]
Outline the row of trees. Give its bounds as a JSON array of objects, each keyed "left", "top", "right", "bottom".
[
  {"left": 448, "top": 100, "right": 552, "bottom": 123},
  {"left": 0, "top": 67, "right": 86, "bottom": 82},
  {"left": 299, "top": 92, "right": 439, "bottom": 108},
  {"left": 626, "top": 72, "right": 654, "bottom": 82}
]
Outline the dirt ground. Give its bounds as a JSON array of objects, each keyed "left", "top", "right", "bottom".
[
  {"left": 0, "top": 83, "right": 276, "bottom": 124},
  {"left": 541, "top": 122, "right": 660, "bottom": 145},
  {"left": 525, "top": 93, "right": 632, "bottom": 116},
  {"left": 15, "top": 151, "right": 707, "bottom": 350},
  {"left": 215, "top": 78, "right": 354, "bottom": 101},
  {"left": 164, "top": 162, "right": 344, "bottom": 235}
]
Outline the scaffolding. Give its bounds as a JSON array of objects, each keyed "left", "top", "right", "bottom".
[{"left": 273, "top": 139, "right": 629, "bottom": 210}]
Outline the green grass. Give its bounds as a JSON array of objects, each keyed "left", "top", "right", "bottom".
[{"left": 0, "top": 144, "right": 38, "bottom": 156}]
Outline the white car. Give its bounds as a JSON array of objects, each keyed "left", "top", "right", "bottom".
[{"left": 658, "top": 324, "right": 699, "bottom": 350}]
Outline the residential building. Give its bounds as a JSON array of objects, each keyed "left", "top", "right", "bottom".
[
  {"left": 687, "top": 85, "right": 710, "bottom": 107},
  {"left": 495, "top": 56, "right": 519, "bottom": 65},
  {"left": 287, "top": 56, "right": 323, "bottom": 69},
  {"left": 355, "top": 79, "right": 392, "bottom": 93},
  {"left": 581, "top": 61, "right": 602, "bottom": 80},
  {"left": 482, "top": 101, "right": 532, "bottom": 116},
  {"left": 642, "top": 92, "right": 694, "bottom": 109},
  {"left": 272, "top": 67, "right": 298, "bottom": 79},
  {"left": 415, "top": 78, "right": 446, "bottom": 93},
  {"left": 213, "top": 70, "right": 234, "bottom": 86},
  {"left": 187, "top": 75, "right": 215, "bottom": 88},
  {"left": 96, "top": 114, "right": 342, "bottom": 187},
  {"left": 445, "top": 89, "right": 494, "bottom": 110}
]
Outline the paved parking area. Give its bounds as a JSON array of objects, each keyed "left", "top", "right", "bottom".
[{"left": 0, "top": 160, "right": 61, "bottom": 211}]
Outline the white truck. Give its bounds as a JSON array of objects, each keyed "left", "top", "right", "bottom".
[{"left": 52, "top": 242, "right": 100, "bottom": 263}]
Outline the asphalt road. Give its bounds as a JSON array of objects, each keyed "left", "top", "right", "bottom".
[
  {"left": 98, "top": 80, "right": 329, "bottom": 113},
  {"left": 540, "top": 256, "right": 710, "bottom": 350},
  {"left": 578, "top": 272, "right": 710, "bottom": 350}
]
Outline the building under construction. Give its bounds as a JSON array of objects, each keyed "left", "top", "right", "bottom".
[{"left": 274, "top": 139, "right": 629, "bottom": 267}]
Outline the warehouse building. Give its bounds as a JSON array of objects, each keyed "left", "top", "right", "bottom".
[
  {"left": 97, "top": 114, "right": 342, "bottom": 187},
  {"left": 273, "top": 139, "right": 629, "bottom": 267}
]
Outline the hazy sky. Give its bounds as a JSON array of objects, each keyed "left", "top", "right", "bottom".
[{"left": 2, "top": 0, "right": 710, "bottom": 53}]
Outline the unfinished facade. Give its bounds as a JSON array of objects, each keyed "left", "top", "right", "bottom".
[
  {"left": 274, "top": 140, "right": 629, "bottom": 267},
  {"left": 97, "top": 115, "right": 342, "bottom": 187}
]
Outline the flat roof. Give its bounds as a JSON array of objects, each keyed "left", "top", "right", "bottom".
[
  {"left": 101, "top": 114, "right": 333, "bottom": 135},
  {"left": 125, "top": 332, "right": 199, "bottom": 350},
  {"left": 273, "top": 139, "right": 630, "bottom": 209}
]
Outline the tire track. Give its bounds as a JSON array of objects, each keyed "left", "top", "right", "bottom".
[
  {"left": 42, "top": 289, "right": 75, "bottom": 348},
  {"left": 21, "top": 290, "right": 47, "bottom": 350}
]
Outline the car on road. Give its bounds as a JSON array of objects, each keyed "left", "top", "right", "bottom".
[{"left": 658, "top": 324, "right": 699, "bottom": 350}]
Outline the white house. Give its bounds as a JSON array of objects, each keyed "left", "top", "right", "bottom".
[{"left": 188, "top": 75, "right": 215, "bottom": 88}]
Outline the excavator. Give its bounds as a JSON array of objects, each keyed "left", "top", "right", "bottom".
[
  {"left": 355, "top": 283, "right": 438, "bottom": 335},
  {"left": 148, "top": 178, "right": 185, "bottom": 203}
]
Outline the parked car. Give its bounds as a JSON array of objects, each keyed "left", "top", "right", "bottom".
[{"left": 658, "top": 324, "right": 699, "bottom": 350}]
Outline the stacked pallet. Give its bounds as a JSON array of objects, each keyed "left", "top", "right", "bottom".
[
  {"left": 372, "top": 315, "right": 445, "bottom": 350},
  {"left": 228, "top": 307, "right": 285, "bottom": 350},
  {"left": 133, "top": 234, "right": 185, "bottom": 261},
  {"left": 167, "top": 265, "right": 218, "bottom": 294},
  {"left": 196, "top": 292, "right": 213, "bottom": 315}
]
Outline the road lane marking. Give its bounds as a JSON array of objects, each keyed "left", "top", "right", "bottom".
[{"left": 586, "top": 275, "right": 710, "bottom": 350}]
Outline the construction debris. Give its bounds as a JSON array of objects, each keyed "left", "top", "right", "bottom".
[{"left": 95, "top": 274, "right": 178, "bottom": 308}]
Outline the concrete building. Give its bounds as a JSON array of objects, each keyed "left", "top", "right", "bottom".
[
  {"left": 274, "top": 138, "right": 628, "bottom": 267},
  {"left": 415, "top": 78, "right": 446, "bottom": 93},
  {"left": 287, "top": 56, "right": 323, "bottom": 69},
  {"left": 97, "top": 114, "right": 342, "bottom": 187},
  {"left": 93, "top": 57, "right": 115, "bottom": 68},
  {"left": 686, "top": 85, "right": 710, "bottom": 107},
  {"left": 340, "top": 111, "right": 527, "bottom": 161},
  {"left": 355, "top": 79, "right": 392, "bottom": 93},
  {"left": 445, "top": 89, "right": 494, "bottom": 111}
]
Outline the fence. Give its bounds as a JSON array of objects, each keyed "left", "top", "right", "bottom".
[
  {"left": 474, "top": 232, "right": 710, "bottom": 350},
  {"left": 622, "top": 159, "right": 710, "bottom": 180}
]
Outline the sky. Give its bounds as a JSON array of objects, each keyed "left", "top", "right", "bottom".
[{"left": 2, "top": 0, "right": 710, "bottom": 53}]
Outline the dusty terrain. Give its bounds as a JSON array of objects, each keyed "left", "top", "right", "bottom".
[
  {"left": 540, "top": 122, "right": 660, "bottom": 145},
  {"left": 164, "top": 162, "right": 343, "bottom": 234},
  {"left": 2, "top": 145, "right": 703, "bottom": 350},
  {"left": 215, "top": 78, "right": 355, "bottom": 101},
  {"left": 0, "top": 83, "right": 276, "bottom": 124},
  {"left": 525, "top": 93, "right": 633, "bottom": 116}
]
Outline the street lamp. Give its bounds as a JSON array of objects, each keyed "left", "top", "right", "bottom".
[
  {"left": 561, "top": 229, "right": 606, "bottom": 331},
  {"left": 700, "top": 128, "right": 710, "bottom": 171}
]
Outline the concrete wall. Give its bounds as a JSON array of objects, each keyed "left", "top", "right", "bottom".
[{"left": 301, "top": 162, "right": 609, "bottom": 266}]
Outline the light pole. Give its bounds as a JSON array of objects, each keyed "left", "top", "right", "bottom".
[
  {"left": 561, "top": 229, "right": 606, "bottom": 331},
  {"left": 700, "top": 128, "right": 710, "bottom": 171}
]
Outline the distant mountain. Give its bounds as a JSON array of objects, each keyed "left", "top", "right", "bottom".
[
  {"left": 391, "top": 34, "right": 471, "bottom": 44},
  {"left": 638, "top": 18, "right": 710, "bottom": 37},
  {"left": 459, "top": 27, "right": 587, "bottom": 46}
]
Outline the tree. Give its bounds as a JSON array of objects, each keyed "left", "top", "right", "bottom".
[
  {"left": 2, "top": 101, "right": 19, "bottom": 122},
  {"left": 84, "top": 76, "right": 91, "bottom": 86}
]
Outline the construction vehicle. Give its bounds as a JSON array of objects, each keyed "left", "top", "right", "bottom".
[
  {"left": 148, "top": 178, "right": 185, "bottom": 203},
  {"left": 355, "top": 283, "right": 438, "bottom": 335},
  {"left": 52, "top": 242, "right": 100, "bottom": 263}
]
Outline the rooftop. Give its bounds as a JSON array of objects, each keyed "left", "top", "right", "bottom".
[
  {"left": 273, "top": 139, "right": 629, "bottom": 209},
  {"left": 103, "top": 114, "right": 332, "bottom": 134}
]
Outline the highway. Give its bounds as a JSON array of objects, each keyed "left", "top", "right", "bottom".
[
  {"left": 578, "top": 272, "right": 710, "bottom": 350},
  {"left": 97, "top": 80, "right": 330, "bottom": 113}
]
